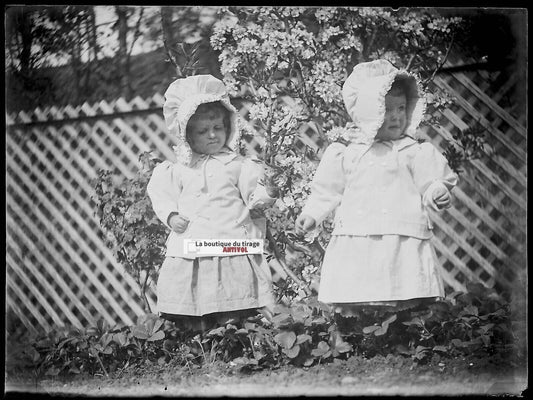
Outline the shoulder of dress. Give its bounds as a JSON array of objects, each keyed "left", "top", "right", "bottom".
[
  {"left": 153, "top": 160, "right": 184, "bottom": 175},
  {"left": 328, "top": 141, "right": 348, "bottom": 151},
  {"left": 235, "top": 153, "right": 252, "bottom": 163},
  {"left": 154, "top": 160, "right": 175, "bottom": 170},
  {"left": 323, "top": 142, "right": 348, "bottom": 159},
  {"left": 233, "top": 155, "right": 255, "bottom": 169},
  {"left": 417, "top": 140, "right": 437, "bottom": 150},
  {"left": 407, "top": 140, "right": 440, "bottom": 157}
]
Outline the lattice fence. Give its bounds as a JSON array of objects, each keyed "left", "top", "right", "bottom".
[
  {"left": 5, "top": 61, "right": 527, "bottom": 334},
  {"left": 424, "top": 56, "right": 527, "bottom": 295}
]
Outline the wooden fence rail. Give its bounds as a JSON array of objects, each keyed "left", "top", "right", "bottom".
[{"left": 5, "top": 64, "right": 526, "bottom": 334}]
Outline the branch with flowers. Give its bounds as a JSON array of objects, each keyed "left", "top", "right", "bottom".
[{"left": 210, "top": 7, "right": 477, "bottom": 300}]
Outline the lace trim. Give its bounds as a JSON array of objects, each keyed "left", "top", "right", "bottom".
[{"left": 340, "top": 69, "right": 426, "bottom": 145}]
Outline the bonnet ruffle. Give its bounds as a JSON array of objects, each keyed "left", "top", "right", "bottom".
[
  {"left": 163, "top": 74, "right": 241, "bottom": 165},
  {"left": 341, "top": 59, "right": 426, "bottom": 144}
]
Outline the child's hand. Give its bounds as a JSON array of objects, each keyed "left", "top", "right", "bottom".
[
  {"left": 295, "top": 215, "right": 317, "bottom": 236},
  {"left": 432, "top": 186, "right": 451, "bottom": 209},
  {"left": 168, "top": 214, "right": 190, "bottom": 233}
]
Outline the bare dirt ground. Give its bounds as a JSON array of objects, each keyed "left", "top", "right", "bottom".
[{"left": 5, "top": 355, "right": 528, "bottom": 397}]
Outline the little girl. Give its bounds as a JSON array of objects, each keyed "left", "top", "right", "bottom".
[
  {"left": 147, "top": 74, "right": 279, "bottom": 331},
  {"left": 295, "top": 59, "right": 458, "bottom": 317}
]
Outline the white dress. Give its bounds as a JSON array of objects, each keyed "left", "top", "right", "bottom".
[
  {"left": 319, "top": 235, "right": 444, "bottom": 308},
  {"left": 147, "top": 149, "right": 277, "bottom": 316},
  {"left": 301, "top": 138, "right": 458, "bottom": 310}
]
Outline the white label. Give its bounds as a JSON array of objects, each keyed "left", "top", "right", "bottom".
[{"left": 183, "top": 239, "right": 264, "bottom": 256}]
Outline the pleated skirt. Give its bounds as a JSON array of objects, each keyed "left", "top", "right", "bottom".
[{"left": 157, "top": 254, "right": 275, "bottom": 316}]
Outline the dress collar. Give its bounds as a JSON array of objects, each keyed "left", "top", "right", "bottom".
[
  {"left": 189, "top": 146, "right": 238, "bottom": 167},
  {"left": 374, "top": 135, "right": 418, "bottom": 151}
]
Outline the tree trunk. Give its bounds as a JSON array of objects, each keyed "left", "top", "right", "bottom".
[
  {"left": 161, "top": 6, "right": 183, "bottom": 75},
  {"left": 115, "top": 6, "right": 132, "bottom": 99},
  {"left": 71, "top": 25, "right": 82, "bottom": 104},
  {"left": 18, "top": 8, "right": 33, "bottom": 77},
  {"left": 81, "top": 9, "right": 97, "bottom": 98},
  {"left": 88, "top": 7, "right": 99, "bottom": 62},
  {"left": 160, "top": 7, "right": 175, "bottom": 49}
]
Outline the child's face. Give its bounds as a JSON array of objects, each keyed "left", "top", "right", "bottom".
[
  {"left": 375, "top": 93, "right": 407, "bottom": 141},
  {"left": 187, "top": 112, "right": 227, "bottom": 155}
]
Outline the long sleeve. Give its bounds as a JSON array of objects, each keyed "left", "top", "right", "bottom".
[
  {"left": 238, "top": 158, "right": 278, "bottom": 210},
  {"left": 301, "top": 142, "right": 347, "bottom": 225},
  {"left": 146, "top": 161, "right": 182, "bottom": 228},
  {"left": 410, "top": 142, "right": 458, "bottom": 211}
]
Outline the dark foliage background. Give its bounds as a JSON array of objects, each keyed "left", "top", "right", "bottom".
[{"left": 5, "top": 7, "right": 526, "bottom": 116}]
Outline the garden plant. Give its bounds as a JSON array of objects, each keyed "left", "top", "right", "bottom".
[{"left": 6, "top": 7, "right": 524, "bottom": 391}]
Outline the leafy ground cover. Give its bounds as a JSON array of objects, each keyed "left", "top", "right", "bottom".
[{"left": 5, "top": 282, "right": 528, "bottom": 397}]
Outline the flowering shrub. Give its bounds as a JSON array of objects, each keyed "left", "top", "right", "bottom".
[
  {"left": 93, "top": 153, "right": 166, "bottom": 312},
  {"left": 90, "top": 7, "right": 489, "bottom": 311},
  {"left": 210, "top": 7, "right": 468, "bottom": 295}
]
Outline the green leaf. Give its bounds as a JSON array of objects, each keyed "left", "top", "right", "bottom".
[
  {"left": 296, "top": 334, "right": 312, "bottom": 345},
  {"left": 243, "top": 322, "right": 258, "bottom": 331},
  {"left": 401, "top": 317, "right": 424, "bottom": 327},
  {"left": 335, "top": 341, "right": 352, "bottom": 354},
  {"left": 274, "top": 331, "right": 297, "bottom": 349},
  {"left": 303, "top": 358, "right": 314, "bottom": 367},
  {"left": 415, "top": 346, "right": 431, "bottom": 355},
  {"left": 432, "top": 345, "right": 448, "bottom": 353},
  {"left": 100, "top": 333, "right": 113, "bottom": 348},
  {"left": 131, "top": 327, "right": 150, "bottom": 340},
  {"left": 362, "top": 325, "right": 381, "bottom": 335},
  {"left": 311, "top": 317, "right": 327, "bottom": 325},
  {"left": 151, "top": 319, "right": 164, "bottom": 335},
  {"left": 462, "top": 305, "right": 479, "bottom": 316},
  {"left": 206, "top": 327, "right": 226, "bottom": 337},
  {"left": 45, "top": 366, "right": 61, "bottom": 376},
  {"left": 272, "top": 313, "right": 292, "bottom": 327},
  {"left": 112, "top": 332, "right": 128, "bottom": 347},
  {"left": 31, "top": 348, "right": 41, "bottom": 363},
  {"left": 290, "top": 309, "right": 308, "bottom": 323},
  {"left": 282, "top": 344, "right": 301, "bottom": 358},
  {"left": 311, "top": 341, "right": 330, "bottom": 357},
  {"left": 373, "top": 325, "right": 388, "bottom": 336},
  {"left": 382, "top": 314, "right": 397, "bottom": 327},
  {"left": 147, "top": 330, "right": 165, "bottom": 342}
]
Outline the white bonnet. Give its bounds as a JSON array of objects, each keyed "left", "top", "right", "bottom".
[
  {"left": 341, "top": 59, "right": 426, "bottom": 143},
  {"left": 163, "top": 74, "right": 240, "bottom": 164}
]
